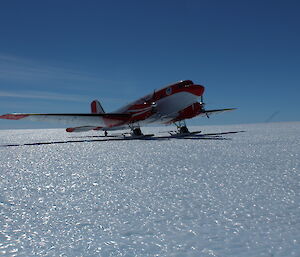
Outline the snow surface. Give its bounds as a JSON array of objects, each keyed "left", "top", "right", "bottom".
[{"left": 0, "top": 122, "right": 299, "bottom": 256}]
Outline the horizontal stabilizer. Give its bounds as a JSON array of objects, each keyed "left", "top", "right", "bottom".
[{"left": 66, "top": 126, "right": 101, "bottom": 132}]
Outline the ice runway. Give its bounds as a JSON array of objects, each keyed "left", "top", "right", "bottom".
[{"left": 0, "top": 122, "right": 299, "bottom": 256}]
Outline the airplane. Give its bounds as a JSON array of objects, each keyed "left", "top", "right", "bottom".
[{"left": 0, "top": 80, "right": 235, "bottom": 137}]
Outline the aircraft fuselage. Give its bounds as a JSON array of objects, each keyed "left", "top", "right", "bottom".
[{"left": 114, "top": 80, "right": 205, "bottom": 129}]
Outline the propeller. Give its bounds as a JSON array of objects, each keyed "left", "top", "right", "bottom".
[
  {"left": 200, "top": 95, "right": 209, "bottom": 118},
  {"left": 151, "top": 90, "right": 157, "bottom": 108},
  {"left": 143, "top": 90, "right": 157, "bottom": 113}
]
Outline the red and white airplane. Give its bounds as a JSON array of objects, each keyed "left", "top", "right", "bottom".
[{"left": 0, "top": 80, "right": 235, "bottom": 137}]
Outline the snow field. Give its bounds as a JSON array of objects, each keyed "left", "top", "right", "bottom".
[{"left": 0, "top": 122, "right": 299, "bottom": 256}]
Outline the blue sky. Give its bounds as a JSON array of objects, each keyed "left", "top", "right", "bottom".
[{"left": 0, "top": 0, "right": 299, "bottom": 129}]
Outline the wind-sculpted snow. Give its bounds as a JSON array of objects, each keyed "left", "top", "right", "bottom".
[{"left": 0, "top": 123, "right": 299, "bottom": 256}]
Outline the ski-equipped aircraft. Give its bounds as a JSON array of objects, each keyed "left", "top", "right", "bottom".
[{"left": 0, "top": 80, "right": 235, "bottom": 137}]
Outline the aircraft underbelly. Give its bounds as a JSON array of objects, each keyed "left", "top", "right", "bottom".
[
  {"left": 158, "top": 92, "right": 197, "bottom": 114},
  {"left": 104, "top": 92, "right": 198, "bottom": 129},
  {"left": 137, "top": 92, "right": 198, "bottom": 125}
]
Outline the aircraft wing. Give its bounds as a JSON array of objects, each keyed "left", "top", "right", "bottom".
[
  {"left": 199, "top": 108, "right": 236, "bottom": 117},
  {"left": 0, "top": 113, "right": 131, "bottom": 127}
]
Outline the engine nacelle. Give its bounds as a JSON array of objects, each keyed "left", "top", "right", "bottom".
[{"left": 173, "top": 102, "right": 203, "bottom": 122}]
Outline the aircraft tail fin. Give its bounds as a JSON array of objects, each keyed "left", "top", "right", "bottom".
[{"left": 91, "top": 100, "right": 105, "bottom": 114}]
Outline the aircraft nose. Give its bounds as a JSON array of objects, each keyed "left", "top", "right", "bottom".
[{"left": 192, "top": 85, "right": 205, "bottom": 96}]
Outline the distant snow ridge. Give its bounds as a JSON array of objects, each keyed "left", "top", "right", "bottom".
[{"left": 0, "top": 123, "right": 299, "bottom": 256}]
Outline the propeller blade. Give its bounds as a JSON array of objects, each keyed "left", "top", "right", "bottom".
[
  {"left": 143, "top": 89, "right": 157, "bottom": 106},
  {"left": 153, "top": 90, "right": 156, "bottom": 101}
]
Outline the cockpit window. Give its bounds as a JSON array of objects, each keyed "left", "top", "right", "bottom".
[{"left": 175, "top": 80, "right": 193, "bottom": 88}]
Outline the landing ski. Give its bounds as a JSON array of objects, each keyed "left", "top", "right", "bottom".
[
  {"left": 122, "top": 133, "right": 155, "bottom": 139},
  {"left": 168, "top": 130, "right": 202, "bottom": 138}
]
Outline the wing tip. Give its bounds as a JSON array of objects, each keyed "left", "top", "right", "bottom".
[
  {"left": 0, "top": 114, "right": 29, "bottom": 120},
  {"left": 66, "top": 127, "right": 75, "bottom": 132}
]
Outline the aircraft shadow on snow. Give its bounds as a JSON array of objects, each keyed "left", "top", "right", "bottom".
[{"left": 0, "top": 131, "right": 245, "bottom": 147}]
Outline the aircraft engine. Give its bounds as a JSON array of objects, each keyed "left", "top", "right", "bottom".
[{"left": 174, "top": 102, "right": 203, "bottom": 121}]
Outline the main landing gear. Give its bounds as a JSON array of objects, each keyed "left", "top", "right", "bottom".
[
  {"left": 170, "top": 120, "right": 202, "bottom": 137},
  {"left": 102, "top": 125, "right": 154, "bottom": 139},
  {"left": 132, "top": 127, "right": 143, "bottom": 136},
  {"left": 103, "top": 127, "right": 145, "bottom": 138},
  {"left": 128, "top": 125, "right": 154, "bottom": 138},
  {"left": 174, "top": 120, "right": 190, "bottom": 134}
]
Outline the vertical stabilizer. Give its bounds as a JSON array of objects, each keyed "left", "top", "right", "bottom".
[{"left": 91, "top": 100, "right": 105, "bottom": 114}]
